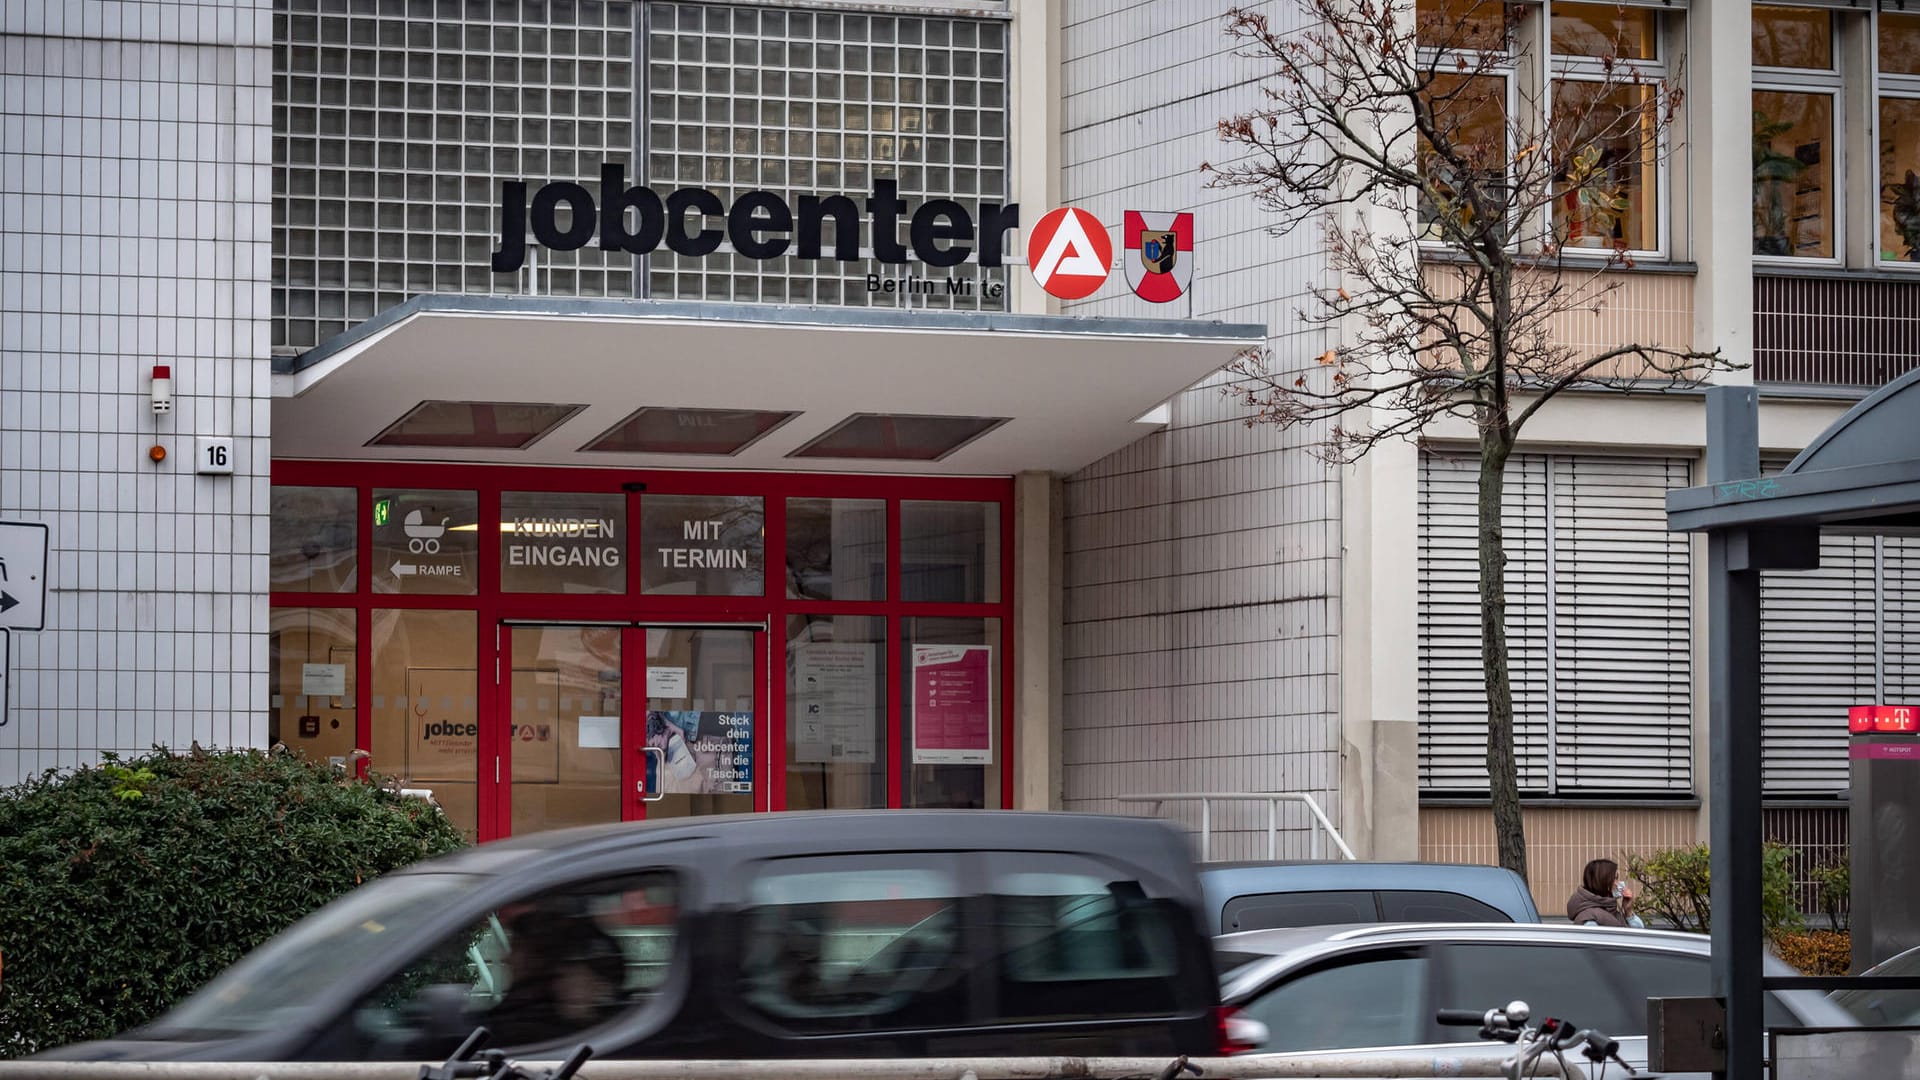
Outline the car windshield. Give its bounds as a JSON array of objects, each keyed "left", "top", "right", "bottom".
[
  {"left": 143, "top": 873, "right": 486, "bottom": 1038},
  {"left": 1832, "top": 948, "right": 1920, "bottom": 1027}
]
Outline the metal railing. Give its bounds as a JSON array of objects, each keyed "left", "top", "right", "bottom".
[
  {"left": 1115, "top": 792, "right": 1356, "bottom": 862},
  {"left": 0, "top": 1055, "right": 1570, "bottom": 1079}
]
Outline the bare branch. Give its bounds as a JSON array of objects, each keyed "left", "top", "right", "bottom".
[
  {"left": 1208, "top": 0, "right": 1742, "bottom": 458},
  {"left": 1205, "top": 0, "right": 1739, "bottom": 882}
]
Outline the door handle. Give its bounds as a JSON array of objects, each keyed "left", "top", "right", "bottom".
[{"left": 638, "top": 746, "right": 665, "bottom": 802}]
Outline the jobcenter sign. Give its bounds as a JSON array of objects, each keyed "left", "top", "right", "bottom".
[{"left": 492, "top": 165, "right": 1021, "bottom": 273}]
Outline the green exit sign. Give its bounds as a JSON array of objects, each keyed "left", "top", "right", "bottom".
[{"left": 372, "top": 498, "right": 392, "bottom": 527}]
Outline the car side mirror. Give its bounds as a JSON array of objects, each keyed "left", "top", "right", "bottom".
[{"left": 1225, "top": 1014, "right": 1270, "bottom": 1050}]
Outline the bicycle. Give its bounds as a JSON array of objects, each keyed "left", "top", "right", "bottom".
[
  {"left": 1435, "top": 1000, "right": 1639, "bottom": 1080},
  {"left": 417, "top": 1027, "right": 594, "bottom": 1080}
]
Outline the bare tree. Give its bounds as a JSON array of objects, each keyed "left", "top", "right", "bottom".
[{"left": 1203, "top": 0, "right": 1738, "bottom": 880}]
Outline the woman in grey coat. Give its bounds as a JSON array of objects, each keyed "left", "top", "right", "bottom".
[{"left": 1568, "top": 858, "right": 1646, "bottom": 928}]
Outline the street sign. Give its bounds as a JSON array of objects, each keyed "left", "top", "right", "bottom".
[
  {"left": 0, "top": 522, "right": 49, "bottom": 631},
  {"left": 0, "top": 628, "right": 10, "bottom": 728}
]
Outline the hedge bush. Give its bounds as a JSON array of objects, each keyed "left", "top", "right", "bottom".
[
  {"left": 0, "top": 746, "right": 467, "bottom": 1058},
  {"left": 1623, "top": 842, "right": 1804, "bottom": 936},
  {"left": 1772, "top": 930, "right": 1852, "bottom": 976},
  {"left": 1808, "top": 858, "right": 1850, "bottom": 932}
]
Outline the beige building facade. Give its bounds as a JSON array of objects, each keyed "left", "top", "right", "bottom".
[{"left": 4, "top": 0, "right": 1915, "bottom": 909}]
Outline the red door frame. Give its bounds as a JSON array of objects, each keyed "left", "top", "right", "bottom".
[
  {"left": 270, "top": 461, "right": 1016, "bottom": 842},
  {"left": 495, "top": 618, "right": 770, "bottom": 837}
]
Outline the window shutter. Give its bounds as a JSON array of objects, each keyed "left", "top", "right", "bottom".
[
  {"left": 1885, "top": 537, "right": 1920, "bottom": 701},
  {"left": 1418, "top": 450, "right": 1552, "bottom": 793},
  {"left": 1758, "top": 457, "right": 1875, "bottom": 796},
  {"left": 1551, "top": 455, "right": 1694, "bottom": 793}
]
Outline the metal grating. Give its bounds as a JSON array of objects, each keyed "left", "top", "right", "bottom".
[
  {"left": 642, "top": 2, "right": 1010, "bottom": 309},
  {"left": 1754, "top": 275, "right": 1920, "bottom": 386},
  {"left": 1764, "top": 806, "right": 1849, "bottom": 928}
]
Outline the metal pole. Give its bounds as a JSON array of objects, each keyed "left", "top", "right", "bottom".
[
  {"left": 1200, "top": 797, "right": 1211, "bottom": 862},
  {"left": 1267, "top": 797, "right": 1277, "bottom": 859},
  {"left": 0, "top": 1057, "right": 1571, "bottom": 1080},
  {"left": 1705, "top": 386, "right": 1764, "bottom": 1080},
  {"left": 1300, "top": 794, "right": 1359, "bottom": 859}
]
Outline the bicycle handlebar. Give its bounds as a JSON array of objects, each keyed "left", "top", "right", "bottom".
[{"left": 1439, "top": 1004, "right": 1637, "bottom": 1077}]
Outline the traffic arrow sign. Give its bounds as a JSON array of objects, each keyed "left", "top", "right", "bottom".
[{"left": 0, "top": 522, "right": 48, "bottom": 631}]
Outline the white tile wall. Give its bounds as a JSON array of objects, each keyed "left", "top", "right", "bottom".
[
  {"left": 1058, "top": 0, "right": 1342, "bottom": 858},
  {"left": 0, "top": 0, "right": 272, "bottom": 785}
]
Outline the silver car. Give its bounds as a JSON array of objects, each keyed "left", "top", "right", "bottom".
[
  {"left": 1832, "top": 944, "right": 1920, "bottom": 1027},
  {"left": 1217, "top": 923, "right": 1858, "bottom": 1078}
]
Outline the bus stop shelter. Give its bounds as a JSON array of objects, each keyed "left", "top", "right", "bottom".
[{"left": 1667, "top": 372, "right": 1920, "bottom": 1078}]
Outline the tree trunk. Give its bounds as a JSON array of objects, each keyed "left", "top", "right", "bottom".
[{"left": 1477, "top": 434, "right": 1528, "bottom": 884}]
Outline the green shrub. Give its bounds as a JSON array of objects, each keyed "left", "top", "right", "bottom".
[
  {"left": 1808, "top": 858, "right": 1850, "bottom": 932},
  {"left": 1623, "top": 842, "right": 1804, "bottom": 936},
  {"left": 0, "top": 746, "right": 467, "bottom": 1058}
]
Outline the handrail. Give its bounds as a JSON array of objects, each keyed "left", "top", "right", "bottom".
[
  {"left": 1114, "top": 792, "right": 1357, "bottom": 862},
  {"left": 0, "top": 1055, "right": 1570, "bottom": 1079}
]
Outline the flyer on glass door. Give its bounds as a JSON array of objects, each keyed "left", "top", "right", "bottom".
[
  {"left": 910, "top": 645, "right": 992, "bottom": 764},
  {"left": 793, "top": 642, "right": 879, "bottom": 764}
]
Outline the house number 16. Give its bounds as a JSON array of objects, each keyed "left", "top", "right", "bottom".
[{"left": 195, "top": 436, "right": 235, "bottom": 476}]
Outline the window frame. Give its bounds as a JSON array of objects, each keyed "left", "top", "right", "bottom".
[
  {"left": 979, "top": 851, "right": 1199, "bottom": 1023},
  {"left": 1416, "top": 448, "right": 1696, "bottom": 799},
  {"left": 1428, "top": 940, "right": 1653, "bottom": 1040},
  {"left": 1414, "top": 1, "right": 1686, "bottom": 264},
  {"left": 1874, "top": 6, "right": 1920, "bottom": 269},
  {"left": 1414, "top": 5, "right": 1521, "bottom": 254},
  {"left": 1376, "top": 889, "right": 1515, "bottom": 923},
  {"left": 725, "top": 850, "right": 985, "bottom": 1036},
  {"left": 1233, "top": 946, "right": 1437, "bottom": 1053},
  {"left": 1220, "top": 890, "right": 1382, "bottom": 931},
  {"left": 323, "top": 867, "right": 693, "bottom": 1061},
  {"left": 1752, "top": 4, "right": 1847, "bottom": 266},
  {"left": 270, "top": 460, "right": 1018, "bottom": 835},
  {"left": 1544, "top": 1, "right": 1674, "bottom": 261}
]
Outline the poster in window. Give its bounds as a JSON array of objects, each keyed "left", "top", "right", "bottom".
[
  {"left": 645, "top": 710, "right": 754, "bottom": 794},
  {"left": 911, "top": 645, "right": 993, "bottom": 764},
  {"left": 793, "top": 643, "right": 878, "bottom": 764},
  {"left": 405, "top": 667, "right": 478, "bottom": 783}
]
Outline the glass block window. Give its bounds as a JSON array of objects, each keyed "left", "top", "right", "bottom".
[
  {"left": 273, "top": 0, "right": 637, "bottom": 351},
  {"left": 273, "top": 0, "right": 1012, "bottom": 353},
  {"left": 643, "top": 3, "right": 1010, "bottom": 310}
]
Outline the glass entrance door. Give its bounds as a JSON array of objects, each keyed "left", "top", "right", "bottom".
[
  {"left": 503, "top": 624, "right": 625, "bottom": 836},
  {"left": 493, "top": 621, "right": 765, "bottom": 838},
  {"left": 639, "top": 626, "right": 760, "bottom": 819}
]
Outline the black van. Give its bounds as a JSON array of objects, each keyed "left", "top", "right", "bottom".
[{"left": 39, "top": 811, "right": 1223, "bottom": 1063}]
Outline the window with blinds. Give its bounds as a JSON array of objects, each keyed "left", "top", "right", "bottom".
[
  {"left": 1888, "top": 538, "right": 1920, "bottom": 700},
  {"left": 1758, "top": 534, "right": 1874, "bottom": 796},
  {"left": 1757, "top": 450, "right": 1920, "bottom": 794},
  {"left": 1418, "top": 450, "right": 1694, "bottom": 796},
  {"left": 1418, "top": 452, "right": 1552, "bottom": 792}
]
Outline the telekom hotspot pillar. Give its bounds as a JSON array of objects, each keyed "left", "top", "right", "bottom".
[{"left": 1848, "top": 703, "right": 1920, "bottom": 973}]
